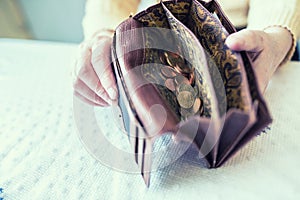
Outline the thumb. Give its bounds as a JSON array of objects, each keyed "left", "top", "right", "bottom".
[{"left": 225, "top": 29, "right": 265, "bottom": 53}]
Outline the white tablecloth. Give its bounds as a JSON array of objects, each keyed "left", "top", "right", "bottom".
[{"left": 0, "top": 39, "right": 300, "bottom": 200}]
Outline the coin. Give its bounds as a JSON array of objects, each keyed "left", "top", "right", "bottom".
[
  {"left": 168, "top": 51, "right": 180, "bottom": 58},
  {"left": 179, "top": 108, "right": 192, "bottom": 119},
  {"left": 178, "top": 83, "right": 195, "bottom": 94},
  {"left": 179, "top": 108, "right": 190, "bottom": 116},
  {"left": 159, "top": 51, "right": 169, "bottom": 65},
  {"left": 164, "top": 52, "right": 180, "bottom": 67},
  {"left": 177, "top": 91, "right": 195, "bottom": 109},
  {"left": 192, "top": 98, "right": 201, "bottom": 114},
  {"left": 161, "top": 66, "right": 177, "bottom": 78},
  {"left": 193, "top": 85, "right": 199, "bottom": 97},
  {"left": 180, "top": 108, "right": 195, "bottom": 119},
  {"left": 175, "top": 63, "right": 192, "bottom": 74},
  {"left": 189, "top": 71, "right": 195, "bottom": 85},
  {"left": 165, "top": 78, "right": 176, "bottom": 91},
  {"left": 174, "top": 75, "right": 190, "bottom": 85}
]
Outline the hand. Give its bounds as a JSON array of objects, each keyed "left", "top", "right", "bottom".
[
  {"left": 73, "top": 30, "right": 118, "bottom": 106},
  {"left": 225, "top": 27, "right": 293, "bottom": 93}
]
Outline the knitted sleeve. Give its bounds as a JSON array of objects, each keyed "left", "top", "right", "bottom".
[
  {"left": 247, "top": 0, "right": 300, "bottom": 63},
  {"left": 82, "top": 0, "right": 140, "bottom": 40}
]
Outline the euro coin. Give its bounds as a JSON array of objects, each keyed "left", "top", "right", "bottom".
[
  {"left": 174, "top": 75, "right": 190, "bottom": 85},
  {"left": 161, "top": 66, "right": 177, "bottom": 78},
  {"left": 178, "top": 83, "right": 195, "bottom": 94},
  {"left": 192, "top": 98, "right": 201, "bottom": 114},
  {"left": 165, "top": 78, "right": 176, "bottom": 91},
  {"left": 177, "top": 91, "right": 195, "bottom": 109}
]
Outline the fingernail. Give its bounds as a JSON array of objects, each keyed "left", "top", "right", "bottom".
[
  {"left": 225, "top": 36, "right": 234, "bottom": 46},
  {"left": 226, "top": 35, "right": 245, "bottom": 50},
  {"left": 107, "top": 88, "right": 118, "bottom": 100}
]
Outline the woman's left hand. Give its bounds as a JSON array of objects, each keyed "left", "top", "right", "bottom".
[{"left": 225, "top": 27, "right": 293, "bottom": 93}]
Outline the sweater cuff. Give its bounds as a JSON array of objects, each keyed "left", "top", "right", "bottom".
[
  {"left": 247, "top": 0, "right": 300, "bottom": 64},
  {"left": 264, "top": 25, "right": 297, "bottom": 66}
]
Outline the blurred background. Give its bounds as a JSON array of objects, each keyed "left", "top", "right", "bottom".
[{"left": 0, "top": 0, "right": 85, "bottom": 43}]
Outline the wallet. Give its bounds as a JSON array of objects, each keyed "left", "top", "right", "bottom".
[{"left": 111, "top": 0, "right": 272, "bottom": 186}]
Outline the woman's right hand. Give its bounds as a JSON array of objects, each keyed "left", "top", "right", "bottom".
[{"left": 73, "top": 30, "right": 118, "bottom": 106}]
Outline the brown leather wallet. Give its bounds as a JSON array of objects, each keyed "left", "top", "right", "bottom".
[{"left": 111, "top": 0, "right": 272, "bottom": 186}]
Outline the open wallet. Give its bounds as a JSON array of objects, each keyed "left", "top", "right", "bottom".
[{"left": 111, "top": 0, "right": 272, "bottom": 186}]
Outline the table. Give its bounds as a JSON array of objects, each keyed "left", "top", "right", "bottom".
[{"left": 0, "top": 39, "right": 299, "bottom": 200}]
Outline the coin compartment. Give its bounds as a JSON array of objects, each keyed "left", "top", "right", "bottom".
[{"left": 135, "top": 0, "right": 255, "bottom": 120}]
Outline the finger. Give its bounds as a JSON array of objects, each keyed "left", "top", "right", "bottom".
[
  {"left": 74, "top": 42, "right": 90, "bottom": 77},
  {"left": 91, "top": 38, "right": 118, "bottom": 101},
  {"left": 225, "top": 29, "right": 265, "bottom": 52},
  {"left": 73, "top": 78, "right": 109, "bottom": 107},
  {"left": 73, "top": 91, "right": 103, "bottom": 106},
  {"left": 76, "top": 46, "right": 112, "bottom": 105}
]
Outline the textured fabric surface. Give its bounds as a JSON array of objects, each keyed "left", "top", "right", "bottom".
[{"left": 0, "top": 39, "right": 300, "bottom": 200}]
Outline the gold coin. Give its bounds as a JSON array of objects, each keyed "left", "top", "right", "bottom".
[
  {"left": 192, "top": 98, "right": 201, "bottom": 114},
  {"left": 176, "top": 63, "right": 192, "bottom": 74},
  {"left": 160, "top": 55, "right": 167, "bottom": 64},
  {"left": 165, "top": 78, "right": 176, "bottom": 91},
  {"left": 177, "top": 91, "right": 195, "bottom": 109},
  {"left": 161, "top": 66, "right": 176, "bottom": 78},
  {"left": 164, "top": 52, "right": 180, "bottom": 67},
  {"left": 189, "top": 71, "right": 195, "bottom": 85},
  {"left": 168, "top": 52, "right": 180, "bottom": 58}
]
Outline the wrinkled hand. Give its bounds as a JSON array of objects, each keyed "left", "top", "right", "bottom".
[
  {"left": 73, "top": 31, "right": 118, "bottom": 106},
  {"left": 73, "top": 27, "right": 293, "bottom": 106},
  {"left": 225, "top": 27, "right": 293, "bottom": 93}
]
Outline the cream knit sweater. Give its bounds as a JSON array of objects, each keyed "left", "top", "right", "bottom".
[{"left": 82, "top": 0, "right": 300, "bottom": 59}]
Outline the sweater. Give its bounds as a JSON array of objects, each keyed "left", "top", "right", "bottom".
[{"left": 82, "top": 0, "right": 300, "bottom": 61}]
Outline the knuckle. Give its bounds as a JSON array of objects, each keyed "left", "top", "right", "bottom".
[
  {"left": 258, "top": 33, "right": 265, "bottom": 44},
  {"left": 91, "top": 39, "right": 106, "bottom": 52},
  {"left": 74, "top": 55, "right": 92, "bottom": 80},
  {"left": 73, "top": 59, "right": 81, "bottom": 76},
  {"left": 246, "top": 30, "right": 256, "bottom": 39},
  {"left": 95, "top": 82, "right": 105, "bottom": 94},
  {"left": 91, "top": 53, "right": 103, "bottom": 66},
  {"left": 73, "top": 90, "right": 80, "bottom": 97},
  {"left": 78, "top": 42, "right": 86, "bottom": 50},
  {"left": 78, "top": 65, "right": 91, "bottom": 80},
  {"left": 73, "top": 78, "right": 81, "bottom": 89},
  {"left": 78, "top": 40, "right": 91, "bottom": 50},
  {"left": 100, "top": 72, "right": 114, "bottom": 87},
  {"left": 100, "top": 64, "right": 112, "bottom": 77}
]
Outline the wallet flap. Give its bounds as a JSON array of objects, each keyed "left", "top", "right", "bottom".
[{"left": 111, "top": 0, "right": 272, "bottom": 186}]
